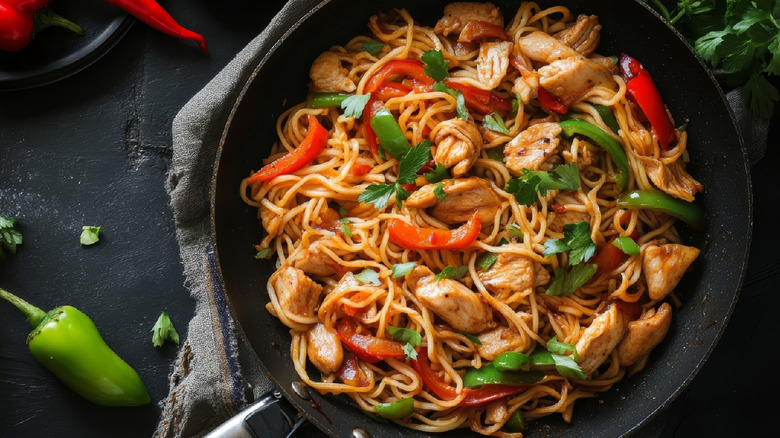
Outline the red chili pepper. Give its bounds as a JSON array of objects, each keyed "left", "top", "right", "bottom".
[
  {"left": 248, "top": 114, "right": 328, "bottom": 182},
  {"left": 1, "top": 1, "right": 83, "bottom": 52},
  {"left": 351, "top": 163, "right": 372, "bottom": 176},
  {"left": 458, "top": 20, "right": 508, "bottom": 43},
  {"left": 411, "top": 348, "right": 527, "bottom": 406},
  {"left": 336, "top": 317, "right": 406, "bottom": 363},
  {"left": 443, "top": 79, "right": 512, "bottom": 117},
  {"left": 619, "top": 54, "right": 675, "bottom": 149},
  {"left": 100, "top": 0, "right": 208, "bottom": 55},
  {"left": 388, "top": 211, "right": 481, "bottom": 251},
  {"left": 364, "top": 59, "right": 434, "bottom": 94},
  {"left": 537, "top": 86, "right": 568, "bottom": 114}
]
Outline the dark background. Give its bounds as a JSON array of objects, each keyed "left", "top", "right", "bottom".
[{"left": 0, "top": 1, "right": 777, "bottom": 437}]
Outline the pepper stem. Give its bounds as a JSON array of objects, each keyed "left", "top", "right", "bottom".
[
  {"left": 34, "top": 6, "right": 85, "bottom": 36},
  {"left": 0, "top": 287, "right": 47, "bottom": 329}
]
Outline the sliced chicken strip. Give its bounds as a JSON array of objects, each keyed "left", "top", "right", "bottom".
[
  {"left": 309, "top": 51, "right": 356, "bottom": 93},
  {"left": 269, "top": 266, "right": 323, "bottom": 322},
  {"left": 306, "top": 322, "right": 344, "bottom": 374},
  {"left": 504, "top": 122, "right": 561, "bottom": 174},
  {"left": 434, "top": 2, "right": 503, "bottom": 36},
  {"left": 405, "top": 177, "right": 500, "bottom": 225},
  {"left": 478, "top": 253, "right": 549, "bottom": 301},
  {"left": 575, "top": 303, "right": 626, "bottom": 375},
  {"left": 476, "top": 325, "right": 526, "bottom": 361},
  {"left": 642, "top": 242, "right": 700, "bottom": 300},
  {"left": 554, "top": 14, "right": 602, "bottom": 57},
  {"left": 477, "top": 41, "right": 513, "bottom": 90},
  {"left": 617, "top": 303, "right": 672, "bottom": 367}
]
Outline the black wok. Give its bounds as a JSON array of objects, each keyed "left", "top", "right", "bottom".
[{"left": 210, "top": 0, "right": 752, "bottom": 436}]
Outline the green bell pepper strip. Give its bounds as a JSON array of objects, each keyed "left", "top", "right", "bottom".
[
  {"left": 617, "top": 190, "right": 705, "bottom": 230},
  {"left": 373, "top": 397, "right": 414, "bottom": 419},
  {"left": 493, "top": 352, "right": 531, "bottom": 371},
  {"left": 594, "top": 104, "right": 620, "bottom": 134},
  {"left": 0, "top": 287, "right": 151, "bottom": 406},
  {"left": 559, "top": 119, "right": 630, "bottom": 191},
  {"left": 370, "top": 107, "right": 411, "bottom": 159},
  {"left": 307, "top": 93, "right": 351, "bottom": 108},
  {"left": 505, "top": 410, "right": 527, "bottom": 432},
  {"left": 462, "top": 363, "right": 544, "bottom": 388}
]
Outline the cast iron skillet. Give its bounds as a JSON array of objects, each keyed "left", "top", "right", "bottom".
[{"left": 211, "top": 0, "right": 752, "bottom": 436}]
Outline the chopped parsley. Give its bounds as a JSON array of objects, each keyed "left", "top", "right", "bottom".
[
  {"left": 340, "top": 217, "right": 353, "bottom": 237},
  {"left": 361, "top": 40, "right": 385, "bottom": 56},
  {"left": 355, "top": 268, "right": 381, "bottom": 286},
  {"left": 530, "top": 336, "right": 587, "bottom": 379},
  {"left": 434, "top": 265, "right": 468, "bottom": 282},
  {"left": 433, "top": 182, "right": 447, "bottom": 201},
  {"left": 391, "top": 261, "right": 417, "bottom": 278},
  {"left": 506, "top": 164, "right": 581, "bottom": 206},
  {"left": 421, "top": 49, "right": 449, "bottom": 81},
  {"left": 483, "top": 112, "right": 509, "bottom": 135},
  {"left": 423, "top": 163, "right": 449, "bottom": 183},
  {"left": 388, "top": 326, "right": 422, "bottom": 360},
  {"left": 432, "top": 82, "right": 468, "bottom": 120},
  {"left": 80, "top": 226, "right": 101, "bottom": 246},
  {"left": 543, "top": 221, "right": 596, "bottom": 265},
  {"left": 0, "top": 216, "right": 22, "bottom": 260},
  {"left": 545, "top": 264, "right": 598, "bottom": 297},
  {"left": 341, "top": 93, "right": 371, "bottom": 118},
  {"left": 359, "top": 140, "right": 431, "bottom": 209}
]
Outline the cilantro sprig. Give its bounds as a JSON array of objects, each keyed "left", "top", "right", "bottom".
[
  {"left": 505, "top": 164, "right": 581, "bottom": 206},
  {"left": 361, "top": 40, "right": 385, "bottom": 56},
  {"left": 423, "top": 50, "right": 468, "bottom": 120},
  {"left": 341, "top": 94, "right": 371, "bottom": 118},
  {"left": 543, "top": 221, "right": 596, "bottom": 265},
  {"left": 389, "top": 326, "right": 422, "bottom": 360},
  {"left": 0, "top": 216, "right": 22, "bottom": 260},
  {"left": 359, "top": 140, "right": 431, "bottom": 209}
]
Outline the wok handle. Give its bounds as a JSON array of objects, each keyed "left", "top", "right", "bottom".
[{"left": 204, "top": 392, "right": 305, "bottom": 438}]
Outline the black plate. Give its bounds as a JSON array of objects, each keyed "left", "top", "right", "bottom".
[
  {"left": 212, "top": 1, "right": 752, "bottom": 437},
  {"left": 0, "top": 0, "right": 133, "bottom": 91}
]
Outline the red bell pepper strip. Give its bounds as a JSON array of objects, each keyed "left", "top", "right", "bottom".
[
  {"left": 591, "top": 230, "right": 640, "bottom": 275},
  {"left": 411, "top": 348, "right": 528, "bottom": 406},
  {"left": 388, "top": 212, "right": 481, "bottom": 251},
  {"left": 458, "top": 20, "right": 508, "bottom": 43},
  {"left": 336, "top": 351, "right": 371, "bottom": 387},
  {"left": 364, "top": 59, "right": 434, "bottom": 94},
  {"left": 443, "top": 79, "right": 512, "bottom": 117},
  {"left": 100, "top": 0, "right": 208, "bottom": 55},
  {"left": 247, "top": 114, "right": 327, "bottom": 182},
  {"left": 336, "top": 317, "right": 406, "bottom": 364},
  {"left": 619, "top": 54, "right": 675, "bottom": 149},
  {"left": 1, "top": 1, "right": 83, "bottom": 52},
  {"left": 537, "top": 86, "right": 568, "bottom": 115}
]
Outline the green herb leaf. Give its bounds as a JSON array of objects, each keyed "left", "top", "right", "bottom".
[
  {"left": 421, "top": 49, "right": 449, "bottom": 81},
  {"left": 398, "top": 140, "right": 431, "bottom": 184},
  {"left": 612, "top": 235, "right": 640, "bottom": 256},
  {"left": 476, "top": 252, "right": 498, "bottom": 271},
  {"left": 545, "top": 264, "right": 598, "bottom": 296},
  {"left": 543, "top": 221, "right": 595, "bottom": 265},
  {"left": 546, "top": 336, "right": 579, "bottom": 361},
  {"left": 355, "top": 268, "right": 381, "bottom": 286},
  {"left": 506, "top": 224, "right": 524, "bottom": 240},
  {"left": 434, "top": 265, "right": 468, "bottom": 282},
  {"left": 432, "top": 81, "right": 468, "bottom": 120},
  {"left": 359, "top": 183, "right": 397, "bottom": 210},
  {"left": 551, "top": 353, "right": 587, "bottom": 379},
  {"left": 391, "top": 261, "right": 417, "bottom": 278},
  {"left": 0, "top": 216, "right": 22, "bottom": 259},
  {"left": 80, "top": 226, "right": 101, "bottom": 246},
  {"left": 506, "top": 164, "right": 580, "bottom": 206},
  {"left": 742, "top": 73, "right": 779, "bottom": 119},
  {"left": 433, "top": 182, "right": 447, "bottom": 201},
  {"left": 423, "top": 163, "right": 449, "bottom": 183},
  {"left": 151, "top": 311, "right": 180, "bottom": 347},
  {"left": 255, "top": 247, "right": 274, "bottom": 259},
  {"left": 340, "top": 217, "right": 353, "bottom": 237},
  {"left": 459, "top": 331, "right": 483, "bottom": 345},
  {"left": 339, "top": 204, "right": 348, "bottom": 216},
  {"left": 341, "top": 93, "right": 371, "bottom": 118},
  {"left": 389, "top": 325, "right": 422, "bottom": 360},
  {"left": 361, "top": 40, "right": 385, "bottom": 56},
  {"left": 486, "top": 146, "right": 505, "bottom": 163},
  {"left": 483, "top": 112, "right": 509, "bottom": 135}
]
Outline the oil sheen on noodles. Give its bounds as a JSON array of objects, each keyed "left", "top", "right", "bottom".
[{"left": 241, "top": 2, "right": 703, "bottom": 436}]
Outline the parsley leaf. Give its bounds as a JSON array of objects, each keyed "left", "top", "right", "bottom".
[
  {"left": 545, "top": 264, "right": 597, "bottom": 296},
  {"left": 543, "top": 221, "right": 596, "bottom": 265},
  {"left": 341, "top": 93, "right": 371, "bottom": 118},
  {"left": 361, "top": 40, "right": 385, "bottom": 56},
  {"left": 742, "top": 73, "right": 779, "bottom": 119},
  {"left": 459, "top": 331, "right": 483, "bottom": 345},
  {"left": 434, "top": 265, "right": 468, "bottom": 282},
  {"left": 359, "top": 183, "right": 397, "bottom": 209},
  {"left": 0, "top": 216, "right": 22, "bottom": 260},
  {"left": 421, "top": 50, "right": 449, "bottom": 82},
  {"left": 486, "top": 146, "right": 505, "bottom": 163},
  {"left": 151, "top": 311, "right": 180, "bottom": 347},
  {"left": 483, "top": 112, "right": 509, "bottom": 135},
  {"left": 423, "top": 163, "right": 449, "bottom": 183},
  {"left": 392, "top": 261, "right": 417, "bottom": 278},
  {"left": 389, "top": 326, "right": 422, "bottom": 360},
  {"left": 255, "top": 247, "right": 274, "bottom": 259},
  {"left": 339, "top": 204, "right": 348, "bottom": 216},
  {"left": 612, "top": 235, "right": 640, "bottom": 256},
  {"left": 80, "top": 226, "right": 101, "bottom": 246},
  {"left": 433, "top": 182, "right": 447, "bottom": 200},
  {"left": 340, "top": 217, "right": 353, "bottom": 237},
  {"left": 432, "top": 82, "right": 468, "bottom": 120},
  {"left": 506, "top": 164, "right": 580, "bottom": 206},
  {"left": 530, "top": 340, "right": 586, "bottom": 379},
  {"left": 398, "top": 140, "right": 431, "bottom": 184},
  {"left": 547, "top": 336, "right": 579, "bottom": 361},
  {"left": 355, "top": 268, "right": 381, "bottom": 286}
]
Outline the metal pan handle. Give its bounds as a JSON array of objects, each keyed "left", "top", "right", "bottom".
[{"left": 204, "top": 392, "right": 305, "bottom": 438}]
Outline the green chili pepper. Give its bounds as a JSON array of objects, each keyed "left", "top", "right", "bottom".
[
  {"left": 462, "top": 363, "right": 544, "bottom": 388},
  {"left": 559, "top": 119, "right": 630, "bottom": 191},
  {"left": 493, "top": 351, "right": 531, "bottom": 371},
  {"left": 0, "top": 287, "right": 151, "bottom": 406},
  {"left": 307, "top": 92, "right": 351, "bottom": 108},
  {"left": 370, "top": 107, "right": 411, "bottom": 159},
  {"left": 505, "top": 410, "right": 527, "bottom": 432},
  {"left": 617, "top": 190, "right": 705, "bottom": 230},
  {"left": 594, "top": 104, "right": 620, "bottom": 134},
  {"left": 374, "top": 397, "right": 414, "bottom": 419}
]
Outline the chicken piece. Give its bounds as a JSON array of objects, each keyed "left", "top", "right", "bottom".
[
  {"left": 291, "top": 243, "right": 340, "bottom": 277},
  {"left": 477, "top": 41, "right": 513, "bottom": 90},
  {"left": 504, "top": 122, "right": 561, "bottom": 174},
  {"left": 306, "top": 322, "right": 344, "bottom": 374},
  {"left": 309, "top": 51, "right": 356, "bottom": 93},
  {"left": 405, "top": 177, "right": 500, "bottom": 225},
  {"left": 434, "top": 2, "right": 503, "bottom": 36},
  {"left": 554, "top": 14, "right": 601, "bottom": 57},
  {"left": 512, "top": 71, "right": 539, "bottom": 105},
  {"left": 260, "top": 201, "right": 283, "bottom": 237},
  {"left": 617, "top": 303, "right": 672, "bottom": 367},
  {"left": 434, "top": 118, "right": 483, "bottom": 177},
  {"left": 478, "top": 254, "right": 549, "bottom": 301},
  {"left": 407, "top": 266, "right": 494, "bottom": 332},
  {"left": 476, "top": 325, "right": 525, "bottom": 361},
  {"left": 575, "top": 303, "right": 626, "bottom": 375},
  {"left": 484, "top": 400, "right": 509, "bottom": 425},
  {"left": 269, "top": 266, "right": 323, "bottom": 320},
  {"left": 330, "top": 271, "right": 361, "bottom": 295},
  {"left": 642, "top": 242, "right": 700, "bottom": 301},
  {"left": 643, "top": 159, "right": 703, "bottom": 202},
  {"left": 516, "top": 31, "right": 616, "bottom": 106}
]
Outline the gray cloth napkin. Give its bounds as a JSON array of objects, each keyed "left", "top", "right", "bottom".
[
  {"left": 155, "top": 3, "right": 770, "bottom": 436},
  {"left": 155, "top": 1, "right": 318, "bottom": 436}
]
